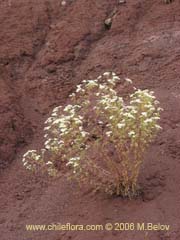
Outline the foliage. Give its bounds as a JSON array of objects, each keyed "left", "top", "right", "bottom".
[{"left": 22, "top": 72, "right": 162, "bottom": 197}]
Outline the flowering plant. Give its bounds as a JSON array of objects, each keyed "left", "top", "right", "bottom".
[{"left": 22, "top": 72, "right": 162, "bottom": 197}]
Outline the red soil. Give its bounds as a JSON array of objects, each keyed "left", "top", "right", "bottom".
[{"left": 0, "top": 0, "right": 180, "bottom": 239}]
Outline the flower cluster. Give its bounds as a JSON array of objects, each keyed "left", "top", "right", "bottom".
[
  {"left": 22, "top": 149, "right": 57, "bottom": 176},
  {"left": 22, "top": 72, "right": 162, "bottom": 197},
  {"left": 95, "top": 85, "right": 163, "bottom": 196},
  {"left": 23, "top": 102, "right": 89, "bottom": 177}
]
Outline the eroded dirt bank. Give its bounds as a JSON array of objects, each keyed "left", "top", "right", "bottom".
[{"left": 0, "top": 0, "right": 180, "bottom": 239}]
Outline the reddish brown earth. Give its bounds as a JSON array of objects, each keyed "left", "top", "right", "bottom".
[{"left": 0, "top": 0, "right": 180, "bottom": 239}]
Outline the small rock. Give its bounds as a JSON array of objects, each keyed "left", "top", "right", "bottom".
[
  {"left": 164, "top": 0, "right": 173, "bottom": 3},
  {"left": 104, "top": 18, "right": 112, "bottom": 30},
  {"left": 15, "top": 193, "right": 24, "bottom": 200},
  {"left": 61, "top": 0, "right": 66, "bottom": 6},
  {"left": 46, "top": 64, "right": 56, "bottom": 74},
  {"left": 118, "top": 0, "right": 126, "bottom": 4}
]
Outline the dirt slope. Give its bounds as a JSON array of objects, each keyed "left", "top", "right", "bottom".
[{"left": 0, "top": 0, "right": 180, "bottom": 239}]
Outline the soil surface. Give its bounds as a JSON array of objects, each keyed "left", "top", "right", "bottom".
[{"left": 0, "top": 0, "right": 180, "bottom": 239}]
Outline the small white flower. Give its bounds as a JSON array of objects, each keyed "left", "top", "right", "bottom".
[
  {"left": 88, "top": 79, "right": 98, "bottom": 83},
  {"left": 157, "top": 107, "right": 163, "bottom": 111},
  {"left": 45, "top": 139, "right": 51, "bottom": 146},
  {"left": 51, "top": 112, "right": 57, "bottom": 117},
  {"left": 53, "top": 106, "right": 62, "bottom": 112},
  {"left": 144, "top": 119, "right": 153, "bottom": 123},
  {"left": 74, "top": 118, "right": 82, "bottom": 124},
  {"left": 110, "top": 96, "right": 118, "bottom": 102},
  {"left": 79, "top": 126, "right": 83, "bottom": 131},
  {"left": 155, "top": 125, "right": 162, "bottom": 130},
  {"left": 99, "top": 84, "right": 106, "bottom": 90},
  {"left": 144, "top": 104, "right": 152, "bottom": 108},
  {"left": 41, "top": 149, "right": 46, "bottom": 155},
  {"left": 128, "top": 131, "right": 135, "bottom": 137},
  {"left": 106, "top": 131, "right": 112, "bottom": 137},
  {"left": 152, "top": 116, "right": 160, "bottom": 120},
  {"left": 113, "top": 76, "right": 120, "bottom": 81},
  {"left": 45, "top": 117, "right": 54, "bottom": 124},
  {"left": 141, "top": 112, "right": 147, "bottom": 117},
  {"left": 103, "top": 72, "right": 111, "bottom": 77},
  {"left": 34, "top": 155, "right": 40, "bottom": 161},
  {"left": 149, "top": 107, "right": 155, "bottom": 111},
  {"left": 23, "top": 150, "right": 36, "bottom": 158},
  {"left": 109, "top": 89, "right": 117, "bottom": 95},
  {"left": 67, "top": 156, "right": 81, "bottom": 167},
  {"left": 86, "top": 81, "right": 98, "bottom": 88},
  {"left": 23, "top": 152, "right": 29, "bottom": 158},
  {"left": 46, "top": 161, "right": 53, "bottom": 165},
  {"left": 69, "top": 93, "right": 76, "bottom": 98},
  {"left": 83, "top": 100, "right": 90, "bottom": 105},
  {"left": 59, "top": 122, "right": 67, "bottom": 128},
  {"left": 76, "top": 84, "right": 84, "bottom": 93},
  {"left": 60, "top": 131, "right": 68, "bottom": 136},
  {"left": 99, "top": 99, "right": 107, "bottom": 104},
  {"left": 125, "top": 78, "right": 133, "bottom": 84},
  {"left": 78, "top": 115, "right": 83, "bottom": 120},
  {"left": 154, "top": 100, "right": 160, "bottom": 105},
  {"left": 117, "top": 123, "right": 125, "bottom": 129},
  {"left": 26, "top": 166, "right": 32, "bottom": 170},
  {"left": 61, "top": 0, "right": 66, "bottom": 6},
  {"left": 124, "top": 113, "right": 135, "bottom": 119},
  {"left": 81, "top": 131, "right": 89, "bottom": 137},
  {"left": 61, "top": 128, "right": 67, "bottom": 133},
  {"left": 64, "top": 105, "right": 73, "bottom": 112},
  {"left": 132, "top": 99, "right": 141, "bottom": 104},
  {"left": 131, "top": 109, "right": 137, "bottom": 114},
  {"left": 44, "top": 126, "right": 51, "bottom": 131},
  {"left": 107, "top": 79, "right": 116, "bottom": 85},
  {"left": 52, "top": 119, "right": 61, "bottom": 125}
]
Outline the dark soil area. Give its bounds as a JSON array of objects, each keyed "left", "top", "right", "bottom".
[{"left": 0, "top": 0, "right": 180, "bottom": 239}]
